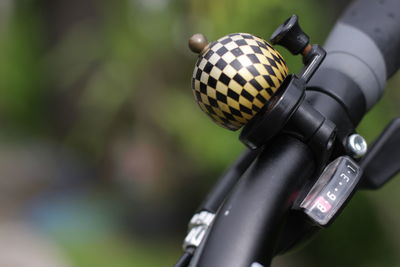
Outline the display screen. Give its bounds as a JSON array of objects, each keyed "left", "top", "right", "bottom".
[{"left": 300, "top": 156, "right": 362, "bottom": 226}]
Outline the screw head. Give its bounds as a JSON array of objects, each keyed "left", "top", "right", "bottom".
[{"left": 347, "top": 134, "right": 367, "bottom": 158}]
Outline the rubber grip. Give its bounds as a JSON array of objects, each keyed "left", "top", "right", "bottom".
[
  {"left": 341, "top": 0, "right": 400, "bottom": 78},
  {"left": 309, "top": 0, "right": 400, "bottom": 111}
]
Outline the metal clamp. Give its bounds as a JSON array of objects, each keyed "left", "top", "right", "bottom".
[{"left": 183, "top": 211, "right": 215, "bottom": 250}]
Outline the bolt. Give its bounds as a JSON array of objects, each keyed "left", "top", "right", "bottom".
[{"left": 347, "top": 134, "right": 367, "bottom": 158}]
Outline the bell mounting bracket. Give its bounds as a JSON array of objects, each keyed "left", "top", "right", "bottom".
[{"left": 240, "top": 15, "right": 332, "bottom": 167}]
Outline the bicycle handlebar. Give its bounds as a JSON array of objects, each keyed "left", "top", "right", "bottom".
[
  {"left": 310, "top": 0, "right": 400, "bottom": 112},
  {"left": 181, "top": 0, "right": 400, "bottom": 266},
  {"left": 189, "top": 136, "right": 315, "bottom": 267},
  {"left": 342, "top": 0, "right": 400, "bottom": 78}
]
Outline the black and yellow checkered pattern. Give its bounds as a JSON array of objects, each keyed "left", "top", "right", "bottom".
[{"left": 191, "top": 33, "right": 288, "bottom": 130}]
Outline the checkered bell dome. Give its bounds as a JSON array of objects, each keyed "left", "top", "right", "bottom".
[{"left": 191, "top": 33, "right": 288, "bottom": 131}]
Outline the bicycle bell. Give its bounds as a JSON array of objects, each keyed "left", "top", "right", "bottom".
[{"left": 189, "top": 15, "right": 332, "bottom": 151}]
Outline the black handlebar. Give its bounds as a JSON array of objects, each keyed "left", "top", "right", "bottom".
[
  {"left": 189, "top": 136, "right": 315, "bottom": 267},
  {"left": 342, "top": 0, "right": 400, "bottom": 78},
  {"left": 309, "top": 0, "right": 400, "bottom": 117},
  {"left": 181, "top": 0, "right": 400, "bottom": 266}
]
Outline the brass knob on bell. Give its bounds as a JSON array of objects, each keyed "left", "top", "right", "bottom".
[{"left": 189, "top": 33, "right": 209, "bottom": 54}]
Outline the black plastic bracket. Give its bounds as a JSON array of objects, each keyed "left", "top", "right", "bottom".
[
  {"left": 284, "top": 99, "right": 336, "bottom": 170},
  {"left": 239, "top": 75, "right": 305, "bottom": 149},
  {"left": 270, "top": 15, "right": 327, "bottom": 83},
  {"left": 240, "top": 75, "right": 336, "bottom": 169},
  {"left": 239, "top": 15, "right": 332, "bottom": 168}
]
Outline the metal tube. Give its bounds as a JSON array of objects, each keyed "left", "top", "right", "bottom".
[{"left": 190, "top": 135, "right": 315, "bottom": 267}]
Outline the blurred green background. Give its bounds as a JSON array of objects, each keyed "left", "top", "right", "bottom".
[{"left": 0, "top": 0, "right": 399, "bottom": 266}]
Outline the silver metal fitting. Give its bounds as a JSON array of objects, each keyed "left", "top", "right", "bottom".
[
  {"left": 346, "top": 134, "right": 368, "bottom": 158},
  {"left": 183, "top": 211, "right": 215, "bottom": 250}
]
